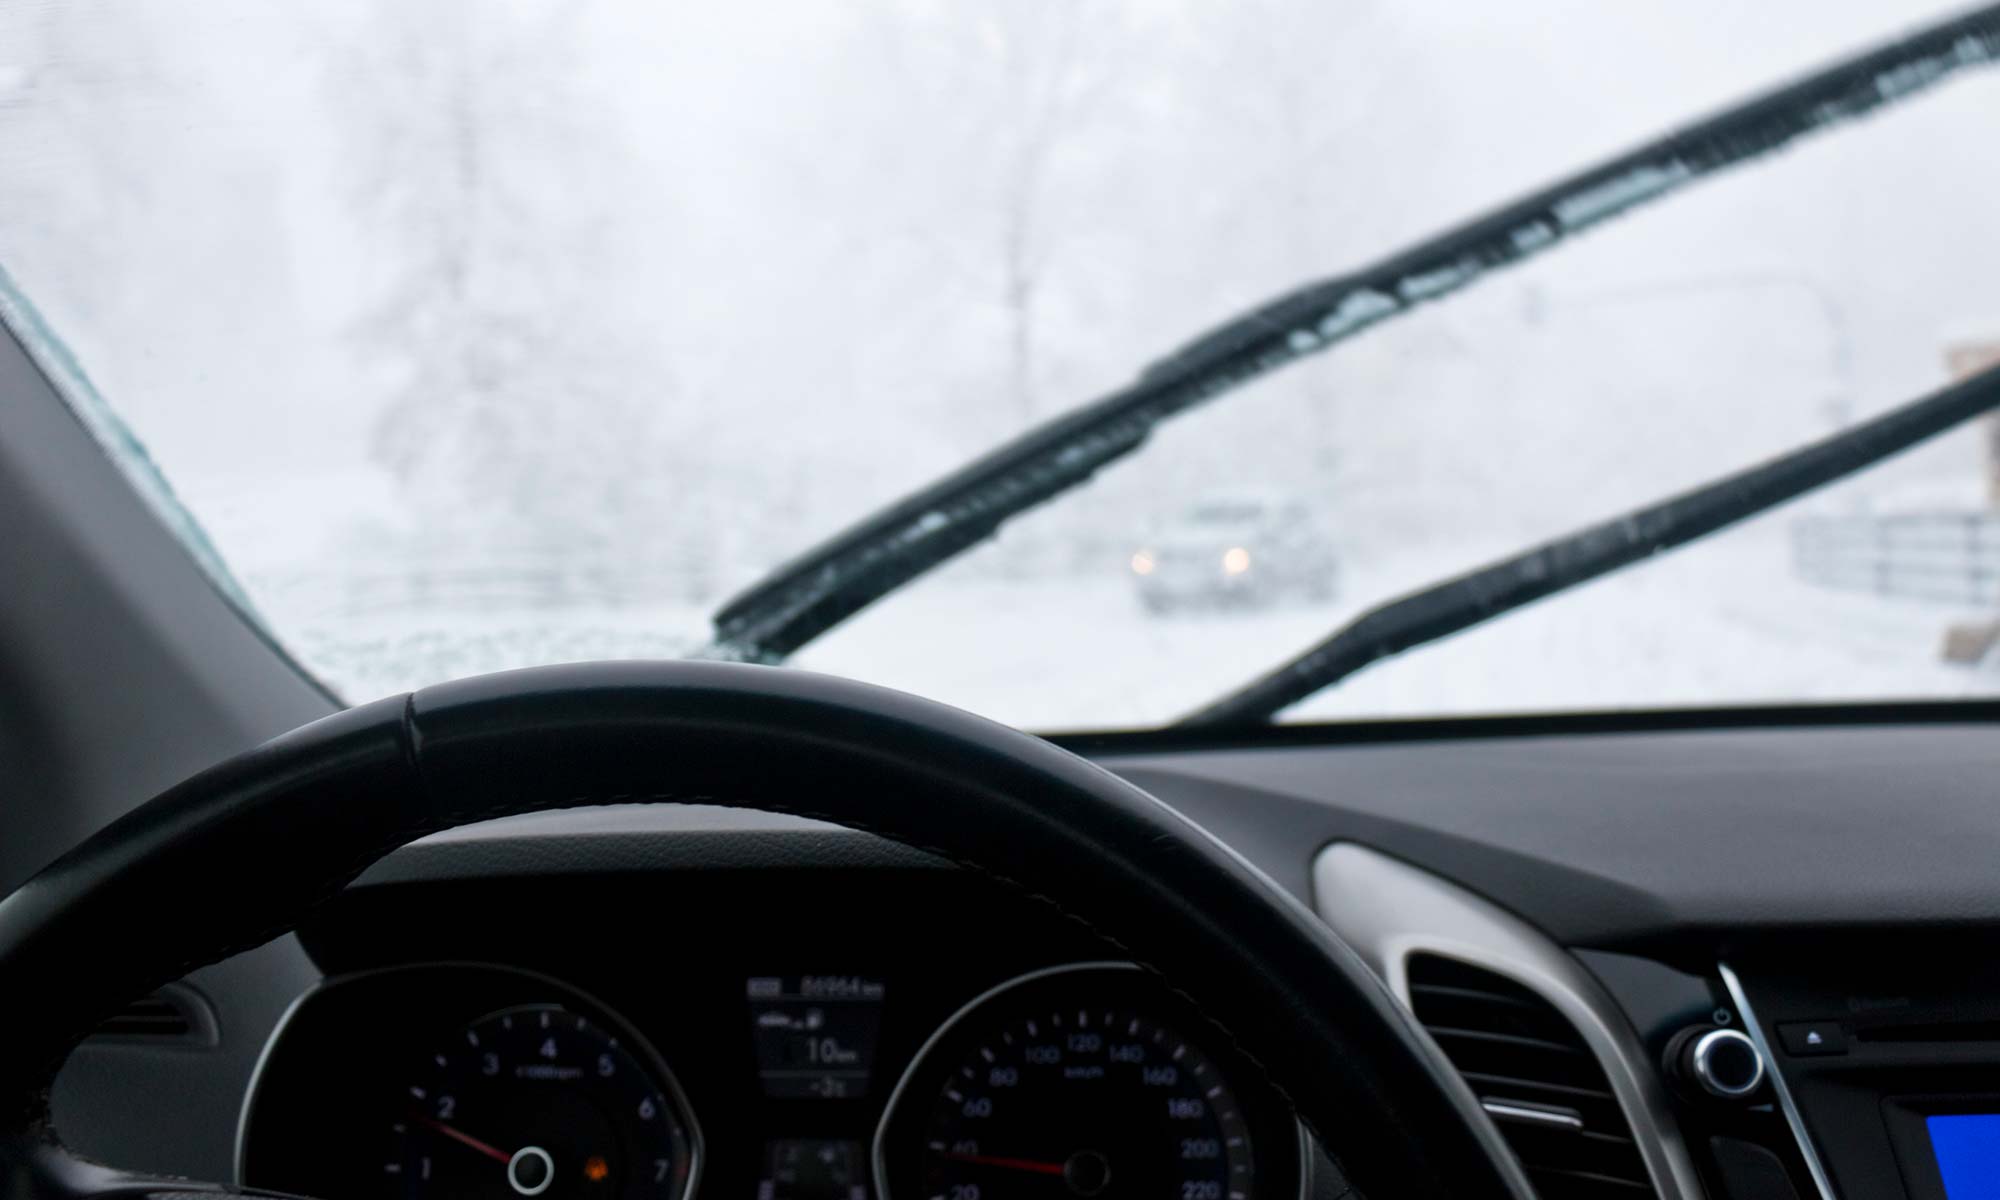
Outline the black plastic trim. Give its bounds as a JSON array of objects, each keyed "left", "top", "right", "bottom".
[{"left": 1048, "top": 698, "right": 2000, "bottom": 756}]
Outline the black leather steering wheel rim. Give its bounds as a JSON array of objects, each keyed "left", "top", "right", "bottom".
[{"left": 0, "top": 661, "right": 1526, "bottom": 1199}]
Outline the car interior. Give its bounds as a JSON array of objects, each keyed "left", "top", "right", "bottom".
[{"left": 6, "top": 5, "right": 2000, "bottom": 1200}]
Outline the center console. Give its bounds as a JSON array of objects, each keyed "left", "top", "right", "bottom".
[{"left": 1722, "top": 945, "right": 2000, "bottom": 1199}]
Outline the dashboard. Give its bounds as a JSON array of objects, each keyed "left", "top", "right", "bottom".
[{"left": 48, "top": 714, "right": 2000, "bottom": 1200}]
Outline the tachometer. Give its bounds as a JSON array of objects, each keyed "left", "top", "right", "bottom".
[
  {"left": 393, "top": 1003, "right": 698, "bottom": 1200},
  {"left": 876, "top": 965, "right": 1275, "bottom": 1200}
]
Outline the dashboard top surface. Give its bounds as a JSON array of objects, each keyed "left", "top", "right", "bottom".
[
  {"left": 346, "top": 718, "right": 2000, "bottom": 954},
  {"left": 1097, "top": 718, "right": 2000, "bottom": 949}
]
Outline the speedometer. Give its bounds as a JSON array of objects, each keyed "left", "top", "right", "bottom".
[
  {"left": 876, "top": 965, "right": 1286, "bottom": 1200},
  {"left": 919, "top": 1005, "right": 1251, "bottom": 1200}
]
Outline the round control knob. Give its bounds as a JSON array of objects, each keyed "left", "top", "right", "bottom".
[{"left": 1684, "top": 1027, "right": 1765, "bottom": 1099}]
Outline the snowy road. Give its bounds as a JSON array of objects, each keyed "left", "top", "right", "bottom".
[
  {"left": 257, "top": 521, "right": 1995, "bottom": 732},
  {"left": 800, "top": 526, "right": 1988, "bottom": 729}
]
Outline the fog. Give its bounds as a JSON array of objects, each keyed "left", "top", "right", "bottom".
[{"left": 2, "top": 0, "right": 1996, "bottom": 727}]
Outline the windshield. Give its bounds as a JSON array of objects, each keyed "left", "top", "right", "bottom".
[{"left": 5, "top": 0, "right": 1999, "bottom": 731}]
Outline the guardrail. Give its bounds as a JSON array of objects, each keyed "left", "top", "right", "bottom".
[
  {"left": 1793, "top": 510, "right": 2000, "bottom": 607},
  {"left": 246, "top": 562, "right": 711, "bottom": 618}
]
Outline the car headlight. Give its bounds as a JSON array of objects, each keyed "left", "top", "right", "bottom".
[
  {"left": 1222, "top": 546, "right": 1251, "bottom": 575},
  {"left": 1131, "top": 549, "right": 1157, "bottom": 576}
]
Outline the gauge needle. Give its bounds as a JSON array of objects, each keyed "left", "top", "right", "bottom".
[
  {"left": 941, "top": 1153, "right": 1067, "bottom": 1177},
  {"left": 415, "top": 1113, "right": 512, "bottom": 1165}
]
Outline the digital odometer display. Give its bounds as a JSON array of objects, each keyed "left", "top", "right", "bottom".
[
  {"left": 911, "top": 996, "right": 1254, "bottom": 1200},
  {"left": 747, "top": 975, "right": 887, "bottom": 1099}
]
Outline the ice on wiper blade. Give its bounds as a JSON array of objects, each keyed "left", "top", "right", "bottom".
[
  {"left": 704, "top": 5, "right": 2000, "bottom": 664},
  {"left": 1178, "top": 360, "right": 2000, "bottom": 728}
]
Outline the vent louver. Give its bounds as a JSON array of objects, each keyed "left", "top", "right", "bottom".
[
  {"left": 91, "top": 985, "right": 215, "bottom": 1045},
  {"left": 1406, "top": 954, "right": 1655, "bottom": 1198}
]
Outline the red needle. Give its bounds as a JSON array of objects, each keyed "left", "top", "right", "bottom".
[
  {"left": 942, "top": 1153, "right": 1067, "bottom": 1177},
  {"left": 415, "top": 1113, "right": 512, "bottom": 1165}
]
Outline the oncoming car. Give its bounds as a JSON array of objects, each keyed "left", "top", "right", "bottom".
[{"left": 1129, "top": 492, "right": 1339, "bottom": 613}]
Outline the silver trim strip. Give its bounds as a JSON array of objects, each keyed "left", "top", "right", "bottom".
[
  {"left": 1717, "top": 962, "right": 1837, "bottom": 1200},
  {"left": 233, "top": 961, "right": 705, "bottom": 1200},
  {"left": 1311, "top": 843, "right": 1705, "bottom": 1199},
  {"left": 1481, "top": 1101, "right": 1586, "bottom": 1132},
  {"left": 231, "top": 985, "right": 313, "bottom": 1185}
]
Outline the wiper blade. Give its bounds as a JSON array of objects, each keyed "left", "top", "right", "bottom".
[
  {"left": 1178, "top": 360, "right": 2000, "bottom": 728},
  {"left": 705, "top": 5, "right": 2000, "bottom": 663}
]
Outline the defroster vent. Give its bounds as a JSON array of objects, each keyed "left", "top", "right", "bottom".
[{"left": 90, "top": 984, "right": 218, "bottom": 1045}]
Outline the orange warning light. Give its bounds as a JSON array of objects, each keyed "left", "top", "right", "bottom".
[{"left": 584, "top": 1156, "right": 610, "bottom": 1183}]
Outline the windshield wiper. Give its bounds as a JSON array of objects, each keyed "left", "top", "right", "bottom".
[
  {"left": 1179, "top": 359, "right": 2000, "bottom": 727},
  {"left": 705, "top": 5, "right": 2000, "bottom": 663}
]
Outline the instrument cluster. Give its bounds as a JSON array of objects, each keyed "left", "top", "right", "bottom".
[{"left": 239, "top": 962, "right": 1298, "bottom": 1200}]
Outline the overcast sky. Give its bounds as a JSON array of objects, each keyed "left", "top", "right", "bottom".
[{"left": 3, "top": 0, "right": 1987, "bottom": 472}]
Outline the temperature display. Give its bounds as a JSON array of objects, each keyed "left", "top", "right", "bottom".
[{"left": 746, "top": 976, "right": 886, "bottom": 1099}]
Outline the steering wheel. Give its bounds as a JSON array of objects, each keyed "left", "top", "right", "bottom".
[{"left": 0, "top": 662, "right": 1527, "bottom": 1199}]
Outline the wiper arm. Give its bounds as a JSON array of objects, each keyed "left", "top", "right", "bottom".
[
  {"left": 1178, "top": 360, "right": 2000, "bottom": 728},
  {"left": 706, "top": 5, "right": 2000, "bottom": 663}
]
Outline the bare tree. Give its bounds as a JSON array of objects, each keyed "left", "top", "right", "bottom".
[
  {"left": 335, "top": 0, "right": 678, "bottom": 576},
  {"left": 985, "top": 4, "right": 1092, "bottom": 424},
  {"left": 870, "top": 1, "right": 1121, "bottom": 428},
  {"left": 1208, "top": 0, "right": 1411, "bottom": 485},
  {"left": 0, "top": 2, "right": 169, "bottom": 335}
]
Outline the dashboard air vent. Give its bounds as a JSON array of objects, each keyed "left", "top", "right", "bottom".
[
  {"left": 1406, "top": 954, "right": 1655, "bottom": 1198},
  {"left": 91, "top": 985, "right": 217, "bottom": 1045}
]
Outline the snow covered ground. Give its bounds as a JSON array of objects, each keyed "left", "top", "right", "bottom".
[
  {"left": 243, "top": 516, "right": 1994, "bottom": 733},
  {"left": 806, "top": 522, "right": 1993, "bottom": 728}
]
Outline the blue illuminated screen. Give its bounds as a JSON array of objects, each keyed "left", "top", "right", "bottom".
[{"left": 1929, "top": 1114, "right": 2000, "bottom": 1200}]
